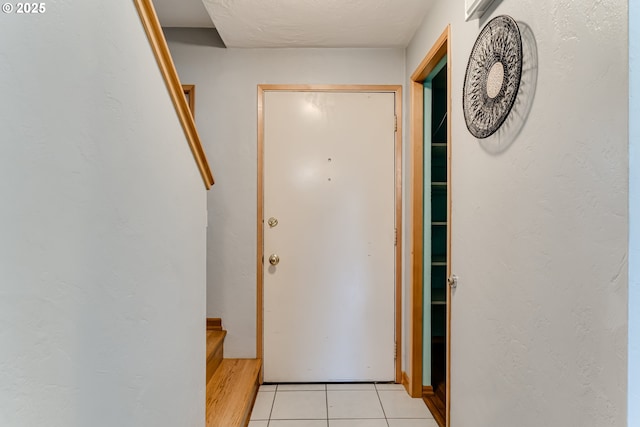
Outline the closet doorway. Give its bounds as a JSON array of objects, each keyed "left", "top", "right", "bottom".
[{"left": 409, "top": 26, "right": 452, "bottom": 427}]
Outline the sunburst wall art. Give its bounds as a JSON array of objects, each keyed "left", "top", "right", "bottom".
[{"left": 463, "top": 15, "right": 523, "bottom": 139}]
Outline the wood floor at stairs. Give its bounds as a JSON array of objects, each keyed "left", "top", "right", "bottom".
[{"left": 206, "top": 358, "right": 262, "bottom": 427}]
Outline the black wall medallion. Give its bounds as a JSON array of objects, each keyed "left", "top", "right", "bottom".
[{"left": 463, "top": 15, "right": 523, "bottom": 139}]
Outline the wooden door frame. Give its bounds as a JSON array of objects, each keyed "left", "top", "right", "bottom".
[
  {"left": 257, "top": 84, "right": 403, "bottom": 384},
  {"left": 408, "top": 25, "right": 452, "bottom": 425}
]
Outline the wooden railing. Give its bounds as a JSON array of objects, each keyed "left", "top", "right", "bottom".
[{"left": 133, "top": 0, "right": 214, "bottom": 189}]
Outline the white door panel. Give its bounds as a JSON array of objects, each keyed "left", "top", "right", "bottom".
[{"left": 263, "top": 91, "right": 396, "bottom": 382}]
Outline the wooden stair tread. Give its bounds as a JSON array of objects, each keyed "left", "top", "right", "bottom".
[{"left": 206, "top": 359, "right": 262, "bottom": 427}]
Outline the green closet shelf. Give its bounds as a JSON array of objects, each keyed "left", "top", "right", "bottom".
[
  {"left": 432, "top": 254, "right": 446, "bottom": 266},
  {"left": 431, "top": 288, "right": 447, "bottom": 305}
]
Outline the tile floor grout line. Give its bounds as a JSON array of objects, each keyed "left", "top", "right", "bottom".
[
  {"left": 325, "top": 383, "right": 329, "bottom": 427},
  {"left": 265, "top": 384, "right": 277, "bottom": 426},
  {"left": 374, "top": 383, "right": 392, "bottom": 427},
  {"left": 262, "top": 383, "right": 414, "bottom": 426}
]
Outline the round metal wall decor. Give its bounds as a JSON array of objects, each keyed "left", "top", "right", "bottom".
[{"left": 463, "top": 15, "right": 523, "bottom": 139}]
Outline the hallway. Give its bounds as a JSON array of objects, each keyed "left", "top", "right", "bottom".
[{"left": 248, "top": 383, "right": 436, "bottom": 427}]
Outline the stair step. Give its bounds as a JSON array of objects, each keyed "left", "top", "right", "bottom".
[
  {"left": 206, "top": 359, "right": 262, "bottom": 427},
  {"left": 206, "top": 330, "right": 227, "bottom": 384}
]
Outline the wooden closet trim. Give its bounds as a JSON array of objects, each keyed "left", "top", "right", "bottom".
[
  {"left": 408, "top": 25, "right": 451, "bottom": 427},
  {"left": 133, "top": 0, "right": 214, "bottom": 189}
]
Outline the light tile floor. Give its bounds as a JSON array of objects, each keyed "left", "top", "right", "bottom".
[{"left": 249, "top": 383, "right": 438, "bottom": 427}]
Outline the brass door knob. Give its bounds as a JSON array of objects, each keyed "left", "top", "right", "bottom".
[{"left": 269, "top": 254, "right": 280, "bottom": 266}]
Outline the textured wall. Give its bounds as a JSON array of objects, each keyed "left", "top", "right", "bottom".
[
  {"left": 406, "top": 0, "right": 628, "bottom": 425},
  {"left": 0, "top": 2, "right": 207, "bottom": 426},
  {"left": 164, "top": 35, "right": 406, "bottom": 358},
  {"left": 630, "top": 0, "right": 639, "bottom": 424}
]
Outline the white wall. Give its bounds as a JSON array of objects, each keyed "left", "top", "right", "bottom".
[
  {"left": 165, "top": 34, "right": 406, "bottom": 358},
  {"left": 0, "top": 3, "right": 207, "bottom": 426},
  {"left": 630, "top": 0, "right": 639, "bottom": 424},
  {"left": 406, "top": 0, "right": 628, "bottom": 425}
]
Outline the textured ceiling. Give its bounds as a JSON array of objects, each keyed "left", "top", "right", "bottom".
[
  {"left": 154, "top": 0, "right": 215, "bottom": 28},
  {"left": 201, "top": 0, "right": 434, "bottom": 48}
]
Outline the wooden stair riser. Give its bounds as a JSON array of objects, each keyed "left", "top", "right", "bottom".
[
  {"left": 206, "top": 343, "right": 224, "bottom": 384},
  {"left": 207, "top": 318, "right": 223, "bottom": 331},
  {"left": 206, "top": 330, "right": 226, "bottom": 384}
]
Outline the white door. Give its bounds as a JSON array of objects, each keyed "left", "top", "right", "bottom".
[{"left": 263, "top": 90, "right": 396, "bottom": 383}]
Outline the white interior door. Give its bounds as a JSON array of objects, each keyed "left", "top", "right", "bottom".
[{"left": 263, "top": 90, "right": 396, "bottom": 383}]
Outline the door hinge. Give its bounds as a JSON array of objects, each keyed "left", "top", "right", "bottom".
[
  {"left": 394, "top": 115, "right": 398, "bottom": 132},
  {"left": 394, "top": 228, "right": 397, "bottom": 246},
  {"left": 394, "top": 342, "right": 397, "bottom": 360}
]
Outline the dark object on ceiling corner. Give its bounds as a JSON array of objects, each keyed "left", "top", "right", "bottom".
[{"left": 162, "top": 27, "right": 227, "bottom": 48}]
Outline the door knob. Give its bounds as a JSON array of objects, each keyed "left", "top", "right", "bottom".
[
  {"left": 268, "top": 217, "right": 279, "bottom": 228},
  {"left": 269, "top": 254, "right": 280, "bottom": 266},
  {"left": 448, "top": 274, "right": 458, "bottom": 289}
]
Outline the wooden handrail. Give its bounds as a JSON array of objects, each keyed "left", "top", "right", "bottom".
[{"left": 133, "top": 0, "right": 214, "bottom": 189}]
